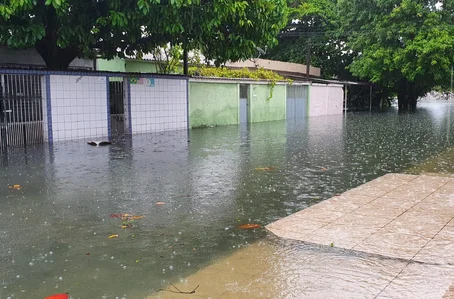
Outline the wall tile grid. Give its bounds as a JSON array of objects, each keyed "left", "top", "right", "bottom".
[
  {"left": 130, "top": 78, "right": 187, "bottom": 134},
  {"left": 41, "top": 76, "right": 49, "bottom": 141},
  {"left": 50, "top": 75, "right": 108, "bottom": 141}
]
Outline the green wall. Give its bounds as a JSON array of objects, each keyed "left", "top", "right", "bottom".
[
  {"left": 96, "top": 58, "right": 126, "bottom": 72},
  {"left": 96, "top": 58, "right": 159, "bottom": 73},
  {"left": 249, "top": 84, "right": 286, "bottom": 123},
  {"left": 189, "top": 82, "right": 239, "bottom": 128},
  {"left": 125, "top": 60, "right": 158, "bottom": 73}
]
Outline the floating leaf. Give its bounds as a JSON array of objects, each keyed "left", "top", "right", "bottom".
[
  {"left": 108, "top": 234, "right": 119, "bottom": 239},
  {"left": 110, "top": 214, "right": 145, "bottom": 220},
  {"left": 236, "top": 224, "right": 261, "bottom": 229},
  {"left": 8, "top": 184, "right": 21, "bottom": 190},
  {"left": 321, "top": 167, "right": 327, "bottom": 171},
  {"left": 109, "top": 213, "right": 124, "bottom": 218},
  {"left": 85, "top": 253, "right": 91, "bottom": 256},
  {"left": 254, "top": 167, "right": 275, "bottom": 171},
  {"left": 45, "top": 294, "right": 68, "bottom": 299},
  {"left": 155, "top": 202, "right": 166, "bottom": 205}
]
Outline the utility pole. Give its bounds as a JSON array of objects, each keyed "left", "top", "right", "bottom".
[
  {"left": 305, "top": 37, "right": 311, "bottom": 82},
  {"left": 183, "top": 48, "right": 189, "bottom": 76}
]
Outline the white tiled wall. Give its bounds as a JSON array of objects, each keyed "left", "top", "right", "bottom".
[
  {"left": 130, "top": 78, "right": 187, "bottom": 134},
  {"left": 41, "top": 76, "right": 49, "bottom": 141},
  {"left": 49, "top": 75, "right": 108, "bottom": 141},
  {"left": 309, "top": 84, "right": 344, "bottom": 117}
]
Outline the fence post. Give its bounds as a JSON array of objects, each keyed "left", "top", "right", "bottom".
[
  {"left": 45, "top": 74, "right": 53, "bottom": 145},
  {"left": 186, "top": 78, "right": 190, "bottom": 137},
  {"left": 124, "top": 77, "right": 132, "bottom": 135},
  {"left": 106, "top": 76, "right": 111, "bottom": 140}
]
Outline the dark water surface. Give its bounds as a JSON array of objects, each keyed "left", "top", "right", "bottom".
[{"left": 1, "top": 100, "right": 454, "bottom": 298}]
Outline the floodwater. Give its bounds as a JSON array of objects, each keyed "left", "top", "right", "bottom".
[{"left": 1, "top": 99, "right": 454, "bottom": 298}]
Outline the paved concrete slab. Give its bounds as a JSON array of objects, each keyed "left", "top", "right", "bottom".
[
  {"left": 147, "top": 174, "right": 454, "bottom": 299},
  {"left": 266, "top": 173, "right": 454, "bottom": 264},
  {"left": 147, "top": 239, "right": 454, "bottom": 299}
]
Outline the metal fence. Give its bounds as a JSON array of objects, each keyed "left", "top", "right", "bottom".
[{"left": 0, "top": 74, "right": 44, "bottom": 150}]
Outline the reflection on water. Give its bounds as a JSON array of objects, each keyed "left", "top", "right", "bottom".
[{"left": 1, "top": 100, "right": 454, "bottom": 298}]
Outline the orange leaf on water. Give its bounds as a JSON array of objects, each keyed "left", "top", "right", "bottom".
[
  {"left": 255, "top": 167, "right": 275, "bottom": 171},
  {"left": 108, "top": 234, "right": 119, "bottom": 239},
  {"left": 236, "top": 224, "right": 261, "bottom": 229},
  {"left": 109, "top": 213, "right": 124, "bottom": 218},
  {"left": 45, "top": 293, "right": 69, "bottom": 299},
  {"left": 155, "top": 202, "right": 166, "bottom": 205}
]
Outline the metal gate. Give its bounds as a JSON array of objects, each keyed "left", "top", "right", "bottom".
[
  {"left": 239, "top": 84, "right": 250, "bottom": 124},
  {"left": 109, "top": 79, "right": 125, "bottom": 136},
  {"left": 286, "top": 85, "right": 308, "bottom": 119},
  {"left": 0, "top": 74, "right": 44, "bottom": 150}
]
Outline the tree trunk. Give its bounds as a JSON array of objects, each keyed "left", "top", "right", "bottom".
[
  {"left": 34, "top": 5, "right": 79, "bottom": 70},
  {"left": 397, "top": 78, "right": 418, "bottom": 112},
  {"left": 35, "top": 41, "right": 79, "bottom": 70}
]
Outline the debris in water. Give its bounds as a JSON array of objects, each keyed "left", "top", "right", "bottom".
[
  {"left": 44, "top": 293, "right": 69, "bottom": 299},
  {"left": 254, "top": 167, "right": 275, "bottom": 171},
  {"left": 155, "top": 202, "right": 166, "bottom": 205},
  {"left": 108, "top": 234, "right": 119, "bottom": 239},
  {"left": 321, "top": 167, "right": 328, "bottom": 171},
  {"left": 109, "top": 213, "right": 124, "bottom": 218},
  {"left": 236, "top": 224, "right": 261, "bottom": 229},
  {"left": 8, "top": 184, "right": 21, "bottom": 190},
  {"left": 110, "top": 214, "right": 145, "bottom": 220},
  {"left": 160, "top": 283, "right": 200, "bottom": 295},
  {"left": 85, "top": 253, "right": 91, "bottom": 256},
  {"left": 87, "top": 141, "right": 112, "bottom": 146}
]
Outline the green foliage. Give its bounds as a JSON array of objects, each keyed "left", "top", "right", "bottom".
[
  {"left": 150, "top": 44, "right": 183, "bottom": 74},
  {"left": 190, "top": 66, "right": 289, "bottom": 100},
  {"left": 189, "top": 66, "right": 285, "bottom": 81},
  {"left": 0, "top": 0, "right": 288, "bottom": 70},
  {"left": 340, "top": 0, "right": 454, "bottom": 111},
  {"left": 265, "top": 0, "right": 352, "bottom": 80}
]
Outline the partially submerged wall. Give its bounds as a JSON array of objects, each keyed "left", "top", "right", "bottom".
[
  {"left": 189, "top": 81, "right": 239, "bottom": 128},
  {"left": 249, "top": 84, "right": 286, "bottom": 123},
  {"left": 49, "top": 75, "right": 108, "bottom": 141},
  {"left": 129, "top": 78, "right": 187, "bottom": 133},
  {"left": 309, "top": 84, "right": 344, "bottom": 116}
]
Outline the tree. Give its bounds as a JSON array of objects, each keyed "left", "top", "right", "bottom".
[
  {"left": 340, "top": 0, "right": 454, "bottom": 112},
  {"left": 264, "top": 0, "right": 352, "bottom": 80},
  {"left": 0, "top": 0, "right": 288, "bottom": 70},
  {"left": 149, "top": 44, "right": 183, "bottom": 74}
]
